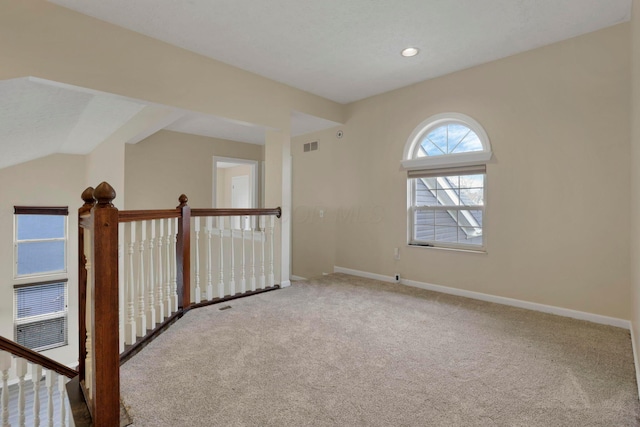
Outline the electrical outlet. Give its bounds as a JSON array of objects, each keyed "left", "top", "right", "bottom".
[{"left": 394, "top": 274, "right": 400, "bottom": 283}]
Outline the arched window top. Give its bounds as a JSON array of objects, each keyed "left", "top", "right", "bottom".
[{"left": 402, "top": 113, "right": 492, "bottom": 170}]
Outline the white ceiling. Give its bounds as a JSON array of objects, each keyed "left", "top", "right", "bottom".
[
  {"left": 0, "top": 78, "right": 146, "bottom": 169},
  {"left": 50, "top": 0, "right": 632, "bottom": 104},
  {"left": 0, "top": 77, "right": 342, "bottom": 169}
]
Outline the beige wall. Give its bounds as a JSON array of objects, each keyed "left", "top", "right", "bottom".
[
  {"left": 293, "top": 24, "right": 631, "bottom": 319},
  {"left": 0, "top": 154, "right": 86, "bottom": 366},
  {"left": 125, "top": 130, "right": 263, "bottom": 209},
  {"left": 0, "top": 1, "right": 344, "bottom": 131},
  {"left": 292, "top": 128, "right": 340, "bottom": 278},
  {"left": 630, "top": 0, "right": 640, "bottom": 390}
]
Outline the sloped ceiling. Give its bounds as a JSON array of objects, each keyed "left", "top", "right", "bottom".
[{"left": 0, "top": 78, "right": 341, "bottom": 169}]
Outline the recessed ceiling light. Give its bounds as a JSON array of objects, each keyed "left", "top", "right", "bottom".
[{"left": 401, "top": 47, "right": 419, "bottom": 57}]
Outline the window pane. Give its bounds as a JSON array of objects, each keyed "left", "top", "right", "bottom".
[
  {"left": 459, "top": 188, "right": 484, "bottom": 206},
  {"left": 17, "top": 241, "right": 65, "bottom": 275},
  {"left": 16, "top": 316, "right": 67, "bottom": 351},
  {"left": 17, "top": 215, "right": 65, "bottom": 240},
  {"left": 16, "top": 282, "right": 66, "bottom": 319},
  {"left": 451, "top": 131, "right": 482, "bottom": 153},
  {"left": 435, "top": 226, "right": 459, "bottom": 242},
  {"left": 411, "top": 173, "right": 484, "bottom": 248}
]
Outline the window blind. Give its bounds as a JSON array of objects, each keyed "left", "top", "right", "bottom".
[
  {"left": 407, "top": 165, "right": 486, "bottom": 179},
  {"left": 14, "top": 280, "right": 68, "bottom": 351}
]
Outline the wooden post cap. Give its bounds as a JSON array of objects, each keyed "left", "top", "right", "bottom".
[
  {"left": 178, "top": 194, "right": 188, "bottom": 207},
  {"left": 94, "top": 182, "right": 116, "bottom": 207},
  {"left": 81, "top": 187, "right": 95, "bottom": 205}
]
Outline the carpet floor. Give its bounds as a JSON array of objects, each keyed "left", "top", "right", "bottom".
[{"left": 121, "top": 273, "right": 640, "bottom": 426}]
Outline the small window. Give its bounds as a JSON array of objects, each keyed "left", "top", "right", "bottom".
[
  {"left": 14, "top": 207, "right": 68, "bottom": 277},
  {"left": 13, "top": 206, "right": 68, "bottom": 351},
  {"left": 403, "top": 114, "right": 491, "bottom": 251},
  {"left": 14, "top": 281, "right": 68, "bottom": 351}
]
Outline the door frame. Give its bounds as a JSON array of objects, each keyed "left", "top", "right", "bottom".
[{"left": 212, "top": 156, "right": 259, "bottom": 208}]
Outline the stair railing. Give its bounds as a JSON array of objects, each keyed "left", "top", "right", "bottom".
[
  {"left": 0, "top": 335, "right": 76, "bottom": 427},
  {"left": 78, "top": 182, "right": 281, "bottom": 426}
]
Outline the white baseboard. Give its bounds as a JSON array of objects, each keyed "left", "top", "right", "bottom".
[
  {"left": 333, "top": 266, "right": 630, "bottom": 330},
  {"left": 280, "top": 280, "right": 292, "bottom": 288},
  {"left": 631, "top": 323, "right": 640, "bottom": 398},
  {"left": 291, "top": 275, "right": 307, "bottom": 281}
]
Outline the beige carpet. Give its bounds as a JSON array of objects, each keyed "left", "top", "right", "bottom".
[{"left": 121, "top": 273, "right": 640, "bottom": 426}]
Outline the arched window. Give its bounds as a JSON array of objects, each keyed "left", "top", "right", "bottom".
[{"left": 402, "top": 113, "right": 491, "bottom": 251}]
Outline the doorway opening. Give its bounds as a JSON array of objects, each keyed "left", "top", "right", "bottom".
[{"left": 212, "top": 157, "right": 260, "bottom": 228}]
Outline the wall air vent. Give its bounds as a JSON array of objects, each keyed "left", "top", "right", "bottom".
[{"left": 303, "top": 141, "right": 319, "bottom": 152}]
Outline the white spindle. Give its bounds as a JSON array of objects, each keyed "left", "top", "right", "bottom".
[
  {"left": 206, "top": 217, "right": 213, "bottom": 301},
  {"left": 57, "top": 375, "right": 67, "bottom": 427},
  {"left": 16, "top": 358, "right": 27, "bottom": 427},
  {"left": 45, "top": 370, "right": 54, "bottom": 427},
  {"left": 240, "top": 216, "right": 247, "bottom": 293},
  {"left": 126, "top": 222, "right": 137, "bottom": 345},
  {"left": 137, "top": 221, "right": 147, "bottom": 337},
  {"left": 259, "top": 215, "right": 266, "bottom": 289},
  {"left": 218, "top": 216, "right": 225, "bottom": 298},
  {"left": 268, "top": 215, "right": 275, "bottom": 287},
  {"left": 229, "top": 217, "right": 236, "bottom": 295},
  {"left": 165, "top": 218, "right": 172, "bottom": 315},
  {"left": 0, "top": 351, "right": 10, "bottom": 427},
  {"left": 30, "top": 363, "right": 42, "bottom": 427},
  {"left": 251, "top": 216, "right": 257, "bottom": 292},
  {"left": 194, "top": 217, "right": 201, "bottom": 303},
  {"left": 147, "top": 221, "right": 157, "bottom": 328},
  {"left": 156, "top": 219, "right": 165, "bottom": 322},
  {"left": 172, "top": 218, "right": 179, "bottom": 312}
]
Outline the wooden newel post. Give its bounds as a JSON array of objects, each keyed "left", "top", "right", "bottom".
[
  {"left": 176, "top": 194, "right": 191, "bottom": 310},
  {"left": 90, "top": 182, "right": 120, "bottom": 427},
  {"left": 78, "top": 187, "right": 95, "bottom": 385}
]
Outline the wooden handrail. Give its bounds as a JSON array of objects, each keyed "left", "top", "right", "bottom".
[
  {"left": 192, "top": 207, "right": 281, "bottom": 218},
  {"left": 0, "top": 335, "right": 77, "bottom": 378},
  {"left": 118, "top": 209, "right": 181, "bottom": 223}
]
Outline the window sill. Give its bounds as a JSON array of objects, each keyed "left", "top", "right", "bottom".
[{"left": 408, "top": 243, "right": 487, "bottom": 254}]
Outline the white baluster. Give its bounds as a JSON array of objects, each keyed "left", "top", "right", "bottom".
[
  {"left": 156, "top": 218, "right": 165, "bottom": 322},
  {"left": 229, "top": 217, "right": 236, "bottom": 295},
  {"left": 218, "top": 216, "right": 225, "bottom": 298},
  {"left": 0, "top": 351, "right": 10, "bottom": 427},
  {"left": 206, "top": 217, "right": 213, "bottom": 301},
  {"left": 30, "top": 363, "right": 42, "bottom": 427},
  {"left": 45, "top": 370, "right": 54, "bottom": 427},
  {"left": 126, "top": 222, "right": 137, "bottom": 345},
  {"left": 251, "top": 216, "right": 257, "bottom": 292},
  {"left": 137, "top": 221, "right": 147, "bottom": 337},
  {"left": 268, "top": 215, "right": 275, "bottom": 287},
  {"left": 16, "top": 358, "right": 27, "bottom": 427},
  {"left": 172, "top": 218, "right": 179, "bottom": 312},
  {"left": 259, "top": 215, "right": 266, "bottom": 289},
  {"left": 240, "top": 216, "right": 247, "bottom": 293},
  {"left": 194, "top": 217, "right": 201, "bottom": 303},
  {"left": 57, "top": 375, "right": 67, "bottom": 427},
  {"left": 165, "top": 218, "right": 172, "bottom": 315},
  {"left": 147, "top": 221, "right": 157, "bottom": 328}
]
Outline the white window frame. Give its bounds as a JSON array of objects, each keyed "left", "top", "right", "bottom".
[
  {"left": 12, "top": 206, "right": 69, "bottom": 351},
  {"left": 14, "top": 210, "right": 68, "bottom": 280},
  {"left": 403, "top": 113, "right": 491, "bottom": 252}
]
